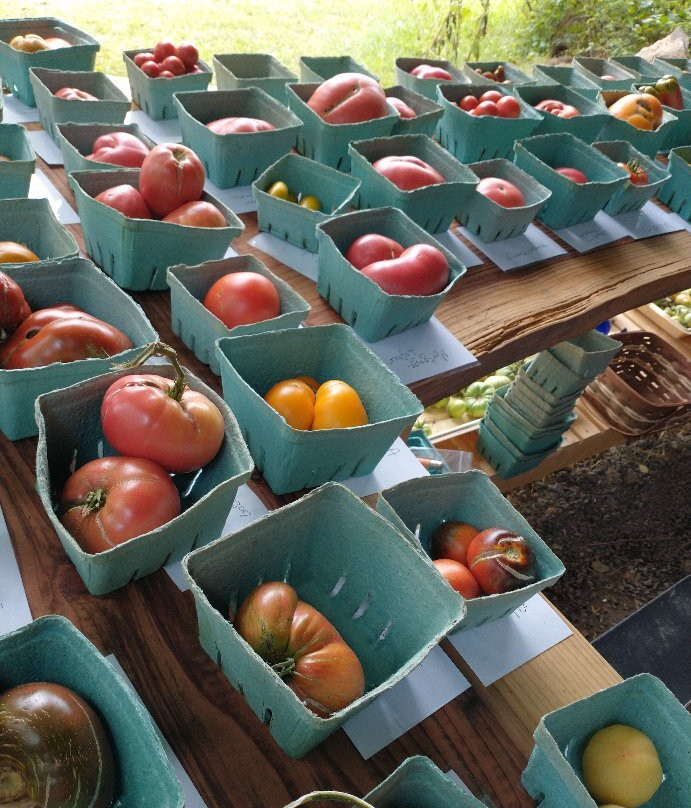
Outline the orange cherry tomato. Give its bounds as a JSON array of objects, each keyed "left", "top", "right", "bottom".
[
  {"left": 608, "top": 93, "right": 663, "bottom": 131},
  {"left": 434, "top": 558, "right": 481, "bottom": 599},
  {"left": 264, "top": 379, "right": 315, "bottom": 430},
  {"left": 0, "top": 241, "right": 40, "bottom": 264},
  {"left": 294, "top": 375, "right": 319, "bottom": 393},
  {"left": 312, "top": 380, "right": 368, "bottom": 430}
]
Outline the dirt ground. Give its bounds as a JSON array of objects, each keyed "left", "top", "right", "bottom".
[{"left": 506, "top": 419, "right": 691, "bottom": 640}]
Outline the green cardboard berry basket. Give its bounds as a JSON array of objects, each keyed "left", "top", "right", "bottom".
[
  {"left": 0, "top": 17, "right": 99, "bottom": 106},
  {"left": 464, "top": 60, "right": 534, "bottom": 86},
  {"left": 572, "top": 56, "right": 641, "bottom": 91},
  {"left": 485, "top": 390, "right": 573, "bottom": 454},
  {"left": 476, "top": 415, "right": 560, "bottom": 478},
  {"left": 437, "top": 83, "right": 542, "bottom": 162},
  {"left": 0, "top": 257, "right": 157, "bottom": 440},
  {"left": 594, "top": 90, "right": 678, "bottom": 158},
  {"left": 69, "top": 168, "right": 244, "bottom": 291},
  {"left": 167, "top": 254, "right": 311, "bottom": 374},
  {"left": 215, "top": 323, "right": 422, "bottom": 494},
  {"left": 28, "top": 67, "right": 130, "bottom": 143},
  {"left": 123, "top": 48, "right": 212, "bottom": 120},
  {"left": 611, "top": 55, "right": 668, "bottom": 80},
  {"left": 457, "top": 158, "right": 551, "bottom": 242},
  {"left": 591, "top": 140, "right": 670, "bottom": 215},
  {"left": 0, "top": 90, "right": 3, "bottom": 120},
  {"left": 652, "top": 56, "right": 691, "bottom": 90},
  {"left": 182, "top": 481, "right": 464, "bottom": 757},
  {"left": 375, "top": 470, "right": 565, "bottom": 629},
  {"left": 0, "top": 122, "right": 35, "bottom": 197},
  {"left": 522, "top": 673, "right": 691, "bottom": 808},
  {"left": 504, "top": 384, "right": 580, "bottom": 430},
  {"left": 531, "top": 65, "right": 601, "bottom": 102},
  {"left": 0, "top": 615, "right": 184, "bottom": 807},
  {"left": 316, "top": 207, "right": 466, "bottom": 342},
  {"left": 631, "top": 82, "right": 691, "bottom": 151},
  {"left": 285, "top": 82, "right": 398, "bottom": 171},
  {"left": 523, "top": 349, "right": 595, "bottom": 398},
  {"left": 348, "top": 133, "right": 478, "bottom": 233},
  {"left": 35, "top": 359, "right": 253, "bottom": 595},
  {"left": 385, "top": 85, "right": 444, "bottom": 136},
  {"left": 394, "top": 57, "right": 468, "bottom": 100},
  {"left": 56, "top": 121, "right": 156, "bottom": 176},
  {"left": 0, "top": 196, "right": 78, "bottom": 264},
  {"left": 299, "top": 55, "right": 378, "bottom": 83},
  {"left": 505, "top": 367, "right": 582, "bottom": 414},
  {"left": 513, "top": 84, "right": 609, "bottom": 142},
  {"left": 213, "top": 53, "right": 297, "bottom": 104},
  {"left": 252, "top": 152, "right": 360, "bottom": 252},
  {"left": 365, "top": 756, "right": 485, "bottom": 807},
  {"left": 548, "top": 329, "right": 621, "bottom": 376},
  {"left": 657, "top": 146, "right": 691, "bottom": 221},
  {"left": 174, "top": 87, "right": 303, "bottom": 188},
  {"left": 513, "top": 132, "right": 629, "bottom": 229}
]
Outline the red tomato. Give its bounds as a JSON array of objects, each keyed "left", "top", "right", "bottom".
[
  {"left": 153, "top": 39, "right": 177, "bottom": 62},
  {"left": 160, "top": 54, "right": 185, "bottom": 76},
  {"left": 139, "top": 143, "right": 205, "bottom": 218},
  {"left": 159, "top": 70, "right": 175, "bottom": 78},
  {"left": 44, "top": 37, "right": 72, "bottom": 49},
  {"left": 617, "top": 160, "right": 648, "bottom": 186},
  {"left": 496, "top": 95, "right": 521, "bottom": 118},
  {"left": 234, "top": 581, "right": 365, "bottom": 716},
  {"left": 387, "top": 96, "right": 417, "bottom": 119},
  {"left": 59, "top": 456, "right": 181, "bottom": 553},
  {"left": 176, "top": 42, "right": 199, "bottom": 69},
  {"left": 466, "top": 528, "right": 535, "bottom": 595},
  {"left": 0, "top": 270, "right": 31, "bottom": 334},
  {"left": 479, "top": 90, "right": 503, "bottom": 104},
  {"left": 133, "top": 51, "right": 154, "bottom": 67},
  {"left": 101, "top": 369, "right": 225, "bottom": 473},
  {"left": 472, "top": 100, "right": 500, "bottom": 116},
  {"left": 206, "top": 117, "right": 276, "bottom": 134},
  {"left": 203, "top": 271, "right": 281, "bottom": 329},
  {"left": 361, "top": 244, "right": 449, "bottom": 296},
  {"left": 344, "top": 234, "right": 404, "bottom": 270},
  {"left": 429, "top": 520, "right": 479, "bottom": 565},
  {"left": 140, "top": 60, "right": 161, "bottom": 78},
  {"left": 555, "top": 166, "right": 589, "bottom": 183},
  {"left": 307, "top": 72, "right": 389, "bottom": 124},
  {"left": 410, "top": 64, "right": 453, "bottom": 80},
  {"left": 94, "top": 184, "right": 153, "bottom": 218},
  {"left": 0, "top": 304, "right": 84, "bottom": 364},
  {"left": 557, "top": 104, "right": 580, "bottom": 118},
  {"left": 312, "top": 380, "right": 368, "bottom": 430},
  {"left": 476, "top": 177, "right": 526, "bottom": 208},
  {"left": 88, "top": 132, "right": 150, "bottom": 168},
  {"left": 371, "top": 155, "right": 446, "bottom": 191},
  {"left": 458, "top": 95, "right": 479, "bottom": 112},
  {"left": 54, "top": 87, "right": 98, "bottom": 101},
  {"left": 162, "top": 201, "right": 226, "bottom": 227},
  {"left": 535, "top": 99, "right": 565, "bottom": 113},
  {"left": 434, "top": 559, "right": 481, "bottom": 599}
]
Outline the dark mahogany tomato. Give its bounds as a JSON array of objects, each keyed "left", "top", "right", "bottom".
[
  {"left": 60, "top": 456, "right": 181, "bottom": 553},
  {"left": 94, "top": 184, "right": 153, "bottom": 218},
  {"left": 0, "top": 270, "right": 31, "bottom": 334},
  {"left": 361, "top": 243, "right": 449, "bottom": 296},
  {"left": 139, "top": 143, "right": 205, "bottom": 218},
  {"left": 206, "top": 117, "right": 276, "bottom": 134},
  {"left": 88, "top": 132, "right": 150, "bottom": 168},
  {"left": 0, "top": 304, "right": 83, "bottom": 364},
  {"left": 371, "top": 155, "right": 446, "bottom": 191},
  {"left": 54, "top": 87, "right": 99, "bottom": 101},
  {"left": 466, "top": 528, "right": 535, "bottom": 595},
  {"left": 434, "top": 558, "right": 481, "bottom": 599},
  {"left": 307, "top": 72, "right": 389, "bottom": 124},
  {"left": 162, "top": 200, "right": 226, "bottom": 227},
  {"left": 0, "top": 682, "right": 115, "bottom": 808},
  {"left": 429, "top": 520, "right": 479, "bottom": 565},
  {"left": 387, "top": 97, "right": 417, "bottom": 118},
  {"left": 203, "top": 271, "right": 281, "bottom": 329},
  {"left": 344, "top": 233, "right": 404, "bottom": 270},
  {"left": 234, "top": 581, "right": 365, "bottom": 716}
]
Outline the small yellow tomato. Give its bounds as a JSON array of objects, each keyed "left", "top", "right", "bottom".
[
  {"left": 312, "top": 380, "right": 368, "bottom": 430},
  {"left": 264, "top": 379, "right": 315, "bottom": 430},
  {"left": 0, "top": 242, "right": 40, "bottom": 263},
  {"left": 267, "top": 181, "right": 290, "bottom": 200},
  {"left": 299, "top": 194, "right": 322, "bottom": 211}
]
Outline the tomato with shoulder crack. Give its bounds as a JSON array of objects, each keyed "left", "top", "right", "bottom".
[
  {"left": 0, "top": 241, "right": 40, "bottom": 264},
  {"left": 206, "top": 117, "right": 276, "bottom": 134},
  {"left": 234, "top": 581, "right": 365, "bottom": 716},
  {"left": 54, "top": 87, "right": 99, "bottom": 101},
  {"left": 162, "top": 200, "right": 226, "bottom": 227},
  {"left": 203, "top": 271, "right": 281, "bottom": 329},
  {"left": 434, "top": 558, "right": 481, "bottom": 599},
  {"left": 361, "top": 243, "right": 449, "bottom": 296},
  {"left": 387, "top": 96, "right": 417, "bottom": 118},
  {"left": 466, "top": 528, "right": 535, "bottom": 594},
  {"left": 410, "top": 64, "right": 452, "bottom": 80},
  {"left": 139, "top": 143, "right": 205, "bottom": 218},
  {"left": 476, "top": 177, "right": 525, "bottom": 208},
  {"left": 0, "top": 270, "right": 31, "bottom": 334},
  {"left": 9, "top": 34, "right": 49, "bottom": 52},
  {"left": 555, "top": 166, "right": 589, "bottom": 183},
  {"left": 372, "top": 154, "right": 445, "bottom": 190},
  {"left": 94, "top": 184, "right": 153, "bottom": 218},
  {"left": 430, "top": 520, "right": 479, "bottom": 565},
  {"left": 344, "top": 234, "right": 404, "bottom": 270},
  {"left": 87, "top": 131, "right": 150, "bottom": 168},
  {"left": 608, "top": 93, "right": 663, "bottom": 131},
  {"left": 307, "top": 72, "right": 389, "bottom": 124}
]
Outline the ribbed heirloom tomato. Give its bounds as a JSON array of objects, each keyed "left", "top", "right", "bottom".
[
  {"left": 139, "top": 143, "right": 205, "bottom": 218},
  {"left": 0, "top": 270, "right": 31, "bottom": 334}
]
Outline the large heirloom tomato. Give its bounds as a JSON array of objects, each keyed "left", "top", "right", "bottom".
[
  {"left": 307, "top": 73, "right": 389, "bottom": 124},
  {"left": 371, "top": 155, "right": 445, "bottom": 191},
  {"left": 161, "top": 201, "right": 227, "bottom": 227},
  {"left": 94, "top": 184, "right": 153, "bottom": 218},
  {"left": 344, "top": 234, "right": 404, "bottom": 270},
  {"left": 203, "top": 271, "right": 281, "bottom": 329},
  {"left": 60, "top": 456, "right": 181, "bottom": 553},
  {"left": 234, "top": 581, "right": 366, "bottom": 716},
  {"left": 206, "top": 117, "right": 276, "bottom": 134},
  {"left": 608, "top": 93, "right": 663, "bottom": 131},
  {"left": 360, "top": 244, "right": 449, "bottom": 296},
  {"left": 88, "top": 132, "right": 150, "bottom": 168},
  {"left": 0, "top": 270, "right": 31, "bottom": 334},
  {"left": 139, "top": 143, "right": 205, "bottom": 218},
  {"left": 466, "top": 528, "right": 535, "bottom": 595}
]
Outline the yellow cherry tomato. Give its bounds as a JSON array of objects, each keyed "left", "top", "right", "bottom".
[
  {"left": 0, "top": 242, "right": 40, "bottom": 263},
  {"left": 264, "top": 379, "right": 315, "bottom": 430},
  {"left": 299, "top": 194, "right": 322, "bottom": 212},
  {"left": 267, "top": 181, "right": 290, "bottom": 200},
  {"left": 312, "top": 380, "right": 368, "bottom": 430}
]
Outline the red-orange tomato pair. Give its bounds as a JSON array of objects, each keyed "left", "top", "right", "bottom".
[{"left": 263, "top": 377, "right": 368, "bottom": 431}]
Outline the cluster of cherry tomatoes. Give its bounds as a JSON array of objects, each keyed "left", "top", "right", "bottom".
[{"left": 131, "top": 40, "right": 204, "bottom": 79}]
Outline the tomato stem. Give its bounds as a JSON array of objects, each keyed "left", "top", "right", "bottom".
[
  {"left": 271, "top": 658, "right": 296, "bottom": 679},
  {"left": 82, "top": 487, "right": 106, "bottom": 512},
  {"left": 113, "top": 341, "right": 187, "bottom": 402},
  {"left": 283, "top": 791, "right": 376, "bottom": 808}
]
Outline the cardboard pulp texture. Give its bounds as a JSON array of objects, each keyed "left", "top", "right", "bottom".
[
  {"left": 592, "top": 140, "right": 671, "bottom": 215},
  {"left": 315, "top": 207, "right": 466, "bottom": 342},
  {"left": 394, "top": 57, "right": 469, "bottom": 100},
  {"left": 375, "top": 470, "right": 565, "bottom": 629},
  {"left": 365, "top": 756, "right": 486, "bottom": 807},
  {"left": 0, "top": 615, "right": 184, "bottom": 807},
  {"left": 69, "top": 168, "right": 244, "bottom": 291},
  {"left": 384, "top": 85, "right": 444, "bottom": 137},
  {"left": 657, "top": 146, "right": 691, "bottom": 221},
  {"left": 56, "top": 121, "right": 156, "bottom": 176},
  {"left": 522, "top": 673, "right": 691, "bottom": 808},
  {"left": 28, "top": 68, "right": 130, "bottom": 143},
  {"left": 252, "top": 151, "right": 361, "bottom": 252},
  {"left": 485, "top": 390, "right": 573, "bottom": 454},
  {"left": 548, "top": 329, "right": 622, "bottom": 376},
  {"left": 0, "top": 197, "right": 78, "bottom": 264},
  {"left": 174, "top": 87, "right": 303, "bottom": 188},
  {"left": 458, "top": 158, "right": 551, "bottom": 242},
  {"left": 299, "top": 55, "right": 378, "bottom": 83},
  {"left": 215, "top": 323, "right": 423, "bottom": 494},
  {"left": 501, "top": 387, "right": 578, "bottom": 430},
  {"left": 572, "top": 56, "right": 641, "bottom": 91},
  {"left": 464, "top": 60, "right": 534, "bottom": 86},
  {"left": 213, "top": 53, "right": 297, "bottom": 104},
  {"left": 0, "top": 122, "right": 35, "bottom": 198},
  {"left": 348, "top": 133, "right": 478, "bottom": 233},
  {"left": 123, "top": 49, "right": 212, "bottom": 120},
  {"left": 652, "top": 57, "right": 691, "bottom": 91},
  {"left": 611, "top": 55, "right": 668, "bottom": 80},
  {"left": 531, "top": 65, "right": 601, "bottom": 101},
  {"left": 182, "top": 482, "right": 465, "bottom": 757},
  {"left": 0, "top": 257, "right": 157, "bottom": 440},
  {"left": 594, "top": 90, "right": 678, "bottom": 158},
  {"left": 513, "top": 132, "right": 629, "bottom": 229},
  {"left": 476, "top": 414, "right": 562, "bottom": 478},
  {"left": 0, "top": 18, "right": 99, "bottom": 106},
  {"left": 513, "top": 84, "right": 609, "bottom": 142},
  {"left": 35, "top": 360, "right": 253, "bottom": 595},
  {"left": 286, "top": 83, "right": 398, "bottom": 171},
  {"left": 524, "top": 349, "right": 599, "bottom": 398},
  {"left": 167, "top": 254, "right": 311, "bottom": 374},
  {"left": 505, "top": 368, "right": 582, "bottom": 415},
  {"left": 437, "top": 83, "right": 542, "bottom": 162},
  {"left": 0, "top": 91, "right": 3, "bottom": 120}
]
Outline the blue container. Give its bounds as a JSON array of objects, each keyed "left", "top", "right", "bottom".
[
  {"left": 394, "top": 57, "right": 469, "bottom": 100},
  {"left": 213, "top": 52, "right": 297, "bottom": 104},
  {"left": 513, "top": 84, "right": 609, "bottom": 142},
  {"left": 385, "top": 85, "right": 444, "bottom": 136},
  {"left": 572, "top": 56, "right": 641, "bottom": 91},
  {"left": 657, "top": 146, "right": 691, "bottom": 221},
  {"left": 591, "top": 140, "right": 671, "bottom": 215},
  {"left": 0, "top": 122, "right": 35, "bottom": 198},
  {"left": 299, "top": 55, "right": 378, "bottom": 83}
]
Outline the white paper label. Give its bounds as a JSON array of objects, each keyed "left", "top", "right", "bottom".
[
  {"left": 125, "top": 110, "right": 181, "bottom": 143},
  {"left": 0, "top": 506, "right": 33, "bottom": 634},
  {"left": 364, "top": 317, "right": 478, "bottom": 385},
  {"left": 614, "top": 201, "right": 688, "bottom": 240},
  {"left": 1, "top": 93, "right": 40, "bottom": 123},
  {"left": 434, "top": 230, "right": 484, "bottom": 268},
  {"left": 459, "top": 223, "right": 567, "bottom": 271},
  {"left": 27, "top": 129, "right": 64, "bottom": 166},
  {"left": 205, "top": 180, "right": 257, "bottom": 214},
  {"left": 29, "top": 169, "right": 80, "bottom": 224},
  {"left": 448, "top": 594, "right": 572, "bottom": 686},
  {"left": 665, "top": 211, "right": 691, "bottom": 232},
  {"left": 341, "top": 438, "right": 428, "bottom": 498},
  {"left": 554, "top": 211, "right": 629, "bottom": 252},
  {"left": 343, "top": 646, "right": 471, "bottom": 759},
  {"left": 249, "top": 232, "right": 319, "bottom": 281}
]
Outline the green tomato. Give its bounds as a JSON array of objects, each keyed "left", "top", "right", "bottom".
[
  {"left": 466, "top": 396, "right": 488, "bottom": 419},
  {"left": 446, "top": 396, "right": 467, "bottom": 419},
  {"left": 464, "top": 381, "right": 486, "bottom": 398},
  {"left": 432, "top": 397, "right": 450, "bottom": 410},
  {"left": 673, "top": 291, "right": 691, "bottom": 306},
  {"left": 483, "top": 374, "right": 512, "bottom": 390}
]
